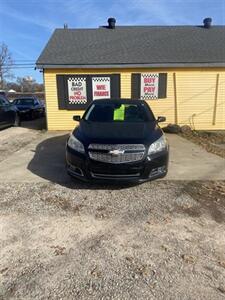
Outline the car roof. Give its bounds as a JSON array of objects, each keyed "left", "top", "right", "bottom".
[{"left": 92, "top": 99, "right": 145, "bottom": 105}]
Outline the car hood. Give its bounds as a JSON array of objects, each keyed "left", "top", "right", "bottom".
[
  {"left": 73, "top": 120, "right": 162, "bottom": 145},
  {"left": 15, "top": 105, "right": 33, "bottom": 110}
]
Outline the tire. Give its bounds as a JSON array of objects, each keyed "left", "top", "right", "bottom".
[
  {"left": 40, "top": 110, "right": 45, "bottom": 118},
  {"left": 14, "top": 113, "right": 21, "bottom": 127},
  {"left": 30, "top": 110, "right": 36, "bottom": 120}
]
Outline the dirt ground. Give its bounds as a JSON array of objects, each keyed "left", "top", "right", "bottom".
[
  {"left": 0, "top": 127, "right": 42, "bottom": 163},
  {"left": 0, "top": 118, "right": 46, "bottom": 163},
  {"left": 0, "top": 123, "right": 225, "bottom": 299},
  {"left": 0, "top": 181, "right": 225, "bottom": 299}
]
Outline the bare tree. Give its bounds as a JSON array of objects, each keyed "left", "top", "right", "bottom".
[
  {"left": 16, "top": 76, "right": 44, "bottom": 93},
  {"left": 0, "top": 42, "right": 14, "bottom": 89}
]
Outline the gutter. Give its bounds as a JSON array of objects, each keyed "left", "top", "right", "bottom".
[{"left": 35, "top": 62, "right": 225, "bottom": 69}]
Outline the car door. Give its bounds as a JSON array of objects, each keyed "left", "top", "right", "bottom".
[
  {"left": 0, "top": 95, "right": 9, "bottom": 127},
  {"left": 0, "top": 97, "right": 15, "bottom": 126},
  {"left": 34, "top": 99, "right": 43, "bottom": 115},
  {"left": 0, "top": 97, "right": 7, "bottom": 127}
]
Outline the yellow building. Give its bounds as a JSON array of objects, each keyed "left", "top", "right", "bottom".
[{"left": 36, "top": 18, "right": 225, "bottom": 131}]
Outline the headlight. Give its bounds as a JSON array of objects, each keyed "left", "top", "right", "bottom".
[
  {"left": 68, "top": 135, "right": 85, "bottom": 153},
  {"left": 148, "top": 135, "right": 167, "bottom": 155}
]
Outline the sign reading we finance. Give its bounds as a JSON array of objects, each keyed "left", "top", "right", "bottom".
[
  {"left": 68, "top": 77, "right": 87, "bottom": 104},
  {"left": 140, "top": 73, "right": 159, "bottom": 100},
  {"left": 92, "top": 77, "right": 111, "bottom": 100}
]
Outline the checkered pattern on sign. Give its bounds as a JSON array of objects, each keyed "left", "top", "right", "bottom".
[
  {"left": 92, "top": 77, "right": 110, "bottom": 82},
  {"left": 68, "top": 77, "right": 87, "bottom": 104},
  {"left": 141, "top": 73, "right": 159, "bottom": 79},
  {"left": 69, "top": 99, "right": 87, "bottom": 104},
  {"left": 141, "top": 95, "right": 158, "bottom": 100},
  {"left": 68, "top": 77, "right": 86, "bottom": 82}
]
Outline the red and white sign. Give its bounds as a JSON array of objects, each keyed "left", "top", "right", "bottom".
[
  {"left": 68, "top": 77, "right": 87, "bottom": 104},
  {"left": 92, "top": 77, "right": 111, "bottom": 100},
  {"left": 140, "top": 73, "right": 159, "bottom": 100}
]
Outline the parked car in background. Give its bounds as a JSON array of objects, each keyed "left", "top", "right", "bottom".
[
  {"left": 0, "top": 95, "right": 20, "bottom": 129},
  {"left": 0, "top": 91, "right": 6, "bottom": 97},
  {"left": 13, "top": 97, "right": 45, "bottom": 119},
  {"left": 66, "top": 99, "right": 169, "bottom": 183}
]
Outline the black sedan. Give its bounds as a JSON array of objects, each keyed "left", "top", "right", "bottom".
[
  {"left": 13, "top": 97, "right": 45, "bottom": 119},
  {"left": 0, "top": 95, "right": 20, "bottom": 129},
  {"left": 66, "top": 99, "right": 169, "bottom": 183}
]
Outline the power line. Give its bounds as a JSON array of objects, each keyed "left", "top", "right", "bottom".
[
  {"left": 0, "top": 65, "right": 35, "bottom": 67},
  {"left": 1, "top": 67, "right": 36, "bottom": 69},
  {"left": 2, "top": 63, "right": 35, "bottom": 66},
  {"left": 11, "top": 61, "right": 36, "bottom": 63},
  {"left": 2, "top": 66, "right": 35, "bottom": 68},
  {"left": 13, "top": 60, "right": 36, "bottom": 61},
  {"left": 2, "top": 65, "right": 35, "bottom": 67}
]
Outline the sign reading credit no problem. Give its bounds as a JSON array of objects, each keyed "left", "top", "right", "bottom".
[{"left": 68, "top": 77, "right": 87, "bottom": 104}]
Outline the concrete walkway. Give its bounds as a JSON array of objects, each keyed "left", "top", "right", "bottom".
[
  {"left": 0, "top": 129, "right": 224, "bottom": 183},
  {"left": 166, "top": 134, "right": 225, "bottom": 180}
]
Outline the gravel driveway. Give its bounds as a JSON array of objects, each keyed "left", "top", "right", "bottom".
[
  {"left": 1, "top": 180, "right": 225, "bottom": 299},
  {"left": 0, "top": 126, "right": 225, "bottom": 299}
]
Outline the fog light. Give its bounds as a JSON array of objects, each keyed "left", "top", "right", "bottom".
[
  {"left": 158, "top": 166, "right": 166, "bottom": 173},
  {"left": 68, "top": 163, "right": 84, "bottom": 176},
  {"left": 149, "top": 166, "right": 166, "bottom": 178}
]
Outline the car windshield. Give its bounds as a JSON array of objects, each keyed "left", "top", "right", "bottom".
[
  {"left": 15, "top": 99, "right": 34, "bottom": 105},
  {"left": 84, "top": 102, "right": 155, "bottom": 122}
]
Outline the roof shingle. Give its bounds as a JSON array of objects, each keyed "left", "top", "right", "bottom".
[{"left": 36, "top": 26, "right": 225, "bottom": 68}]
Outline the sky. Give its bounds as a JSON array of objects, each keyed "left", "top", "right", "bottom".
[{"left": 0, "top": 0, "right": 224, "bottom": 83}]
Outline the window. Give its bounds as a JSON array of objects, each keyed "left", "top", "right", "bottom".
[
  {"left": 131, "top": 73, "right": 167, "bottom": 99},
  {"left": 84, "top": 102, "right": 154, "bottom": 122},
  {"left": 14, "top": 98, "right": 35, "bottom": 105},
  {"left": 56, "top": 74, "right": 120, "bottom": 110}
]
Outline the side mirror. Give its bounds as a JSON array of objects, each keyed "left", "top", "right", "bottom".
[
  {"left": 157, "top": 116, "right": 166, "bottom": 123},
  {"left": 73, "top": 115, "right": 81, "bottom": 122}
]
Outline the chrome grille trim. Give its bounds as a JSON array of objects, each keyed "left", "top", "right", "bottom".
[
  {"left": 91, "top": 172, "right": 141, "bottom": 179},
  {"left": 88, "top": 144, "right": 145, "bottom": 164},
  {"left": 88, "top": 144, "right": 145, "bottom": 151}
]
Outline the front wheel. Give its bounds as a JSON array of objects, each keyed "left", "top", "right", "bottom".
[
  {"left": 30, "top": 110, "right": 36, "bottom": 120},
  {"left": 14, "top": 113, "right": 21, "bottom": 127}
]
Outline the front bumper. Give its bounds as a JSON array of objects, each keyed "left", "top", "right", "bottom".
[
  {"left": 18, "top": 108, "right": 44, "bottom": 118},
  {"left": 17, "top": 109, "right": 32, "bottom": 118},
  {"left": 18, "top": 109, "right": 31, "bottom": 114},
  {"left": 66, "top": 146, "right": 169, "bottom": 183}
]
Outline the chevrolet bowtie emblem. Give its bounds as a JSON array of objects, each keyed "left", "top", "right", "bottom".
[{"left": 109, "top": 149, "right": 125, "bottom": 155}]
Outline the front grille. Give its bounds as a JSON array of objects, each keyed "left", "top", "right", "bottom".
[{"left": 88, "top": 144, "right": 145, "bottom": 164}]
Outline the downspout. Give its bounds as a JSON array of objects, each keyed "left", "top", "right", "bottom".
[
  {"left": 42, "top": 69, "right": 48, "bottom": 130},
  {"left": 212, "top": 74, "right": 220, "bottom": 125},
  {"left": 173, "top": 72, "right": 178, "bottom": 124}
]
